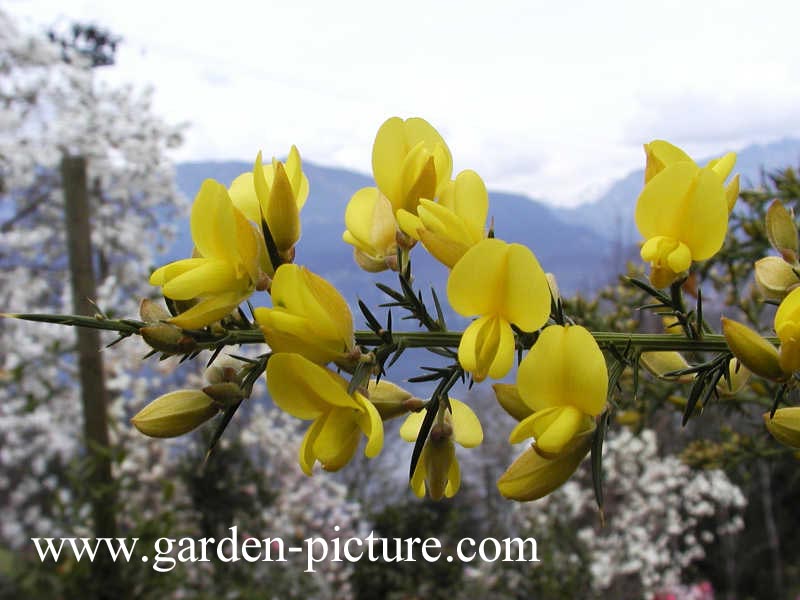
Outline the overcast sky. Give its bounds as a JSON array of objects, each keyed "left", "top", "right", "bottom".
[{"left": 9, "top": 0, "right": 800, "bottom": 207}]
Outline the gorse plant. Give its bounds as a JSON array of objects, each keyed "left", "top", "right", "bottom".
[{"left": 8, "top": 116, "right": 800, "bottom": 511}]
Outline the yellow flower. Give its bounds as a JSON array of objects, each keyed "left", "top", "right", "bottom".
[
  {"left": 396, "top": 169, "right": 489, "bottom": 268},
  {"left": 636, "top": 141, "right": 737, "bottom": 288},
  {"left": 342, "top": 187, "right": 398, "bottom": 272},
  {"left": 447, "top": 238, "right": 551, "bottom": 382},
  {"left": 498, "top": 424, "right": 594, "bottom": 502},
  {"left": 400, "top": 399, "right": 483, "bottom": 499},
  {"left": 266, "top": 353, "right": 383, "bottom": 475},
  {"left": 131, "top": 390, "right": 219, "bottom": 438},
  {"left": 149, "top": 180, "right": 267, "bottom": 329},
  {"left": 775, "top": 286, "right": 800, "bottom": 374},
  {"left": 721, "top": 317, "right": 785, "bottom": 381},
  {"left": 510, "top": 325, "right": 607, "bottom": 455},
  {"left": 372, "top": 116, "right": 452, "bottom": 215},
  {"left": 764, "top": 407, "right": 800, "bottom": 449},
  {"left": 228, "top": 146, "right": 309, "bottom": 255},
  {"left": 254, "top": 264, "right": 355, "bottom": 365}
]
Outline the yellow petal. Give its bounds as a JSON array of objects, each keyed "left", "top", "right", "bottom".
[
  {"left": 707, "top": 151, "right": 736, "bottom": 181},
  {"left": 449, "top": 169, "right": 488, "bottom": 241},
  {"left": 312, "top": 407, "right": 361, "bottom": 471},
  {"left": 517, "top": 325, "right": 607, "bottom": 416},
  {"left": 503, "top": 243, "right": 551, "bottom": 331},
  {"left": 396, "top": 208, "right": 424, "bottom": 241},
  {"left": 168, "top": 291, "right": 246, "bottom": 330},
  {"left": 356, "top": 393, "right": 384, "bottom": 458},
  {"left": 447, "top": 238, "right": 508, "bottom": 316},
  {"left": 265, "top": 352, "right": 359, "bottom": 412},
  {"left": 418, "top": 229, "right": 470, "bottom": 268},
  {"left": 401, "top": 149, "right": 437, "bottom": 214},
  {"left": 450, "top": 399, "right": 483, "bottom": 448},
  {"left": 372, "top": 117, "right": 406, "bottom": 209},
  {"left": 531, "top": 405, "right": 584, "bottom": 455},
  {"left": 266, "top": 162, "right": 301, "bottom": 252},
  {"left": 400, "top": 409, "right": 426, "bottom": 442},
  {"left": 635, "top": 161, "right": 698, "bottom": 241},
  {"left": 721, "top": 317, "right": 785, "bottom": 381},
  {"left": 678, "top": 166, "right": 727, "bottom": 260},
  {"left": 764, "top": 407, "right": 800, "bottom": 449},
  {"left": 228, "top": 171, "right": 261, "bottom": 224},
  {"left": 410, "top": 444, "right": 429, "bottom": 497},
  {"left": 161, "top": 259, "right": 241, "bottom": 301},
  {"left": 149, "top": 258, "right": 208, "bottom": 287},
  {"left": 285, "top": 145, "right": 309, "bottom": 210},
  {"left": 508, "top": 407, "right": 560, "bottom": 444},
  {"left": 498, "top": 430, "right": 593, "bottom": 502},
  {"left": 776, "top": 286, "right": 800, "bottom": 331},
  {"left": 492, "top": 383, "right": 533, "bottom": 421},
  {"left": 457, "top": 315, "right": 515, "bottom": 382},
  {"left": 418, "top": 199, "right": 473, "bottom": 241},
  {"left": 726, "top": 174, "right": 740, "bottom": 213},
  {"left": 644, "top": 140, "right": 693, "bottom": 183},
  {"left": 444, "top": 453, "right": 461, "bottom": 498},
  {"left": 265, "top": 353, "right": 335, "bottom": 418},
  {"left": 190, "top": 179, "right": 237, "bottom": 262},
  {"left": 299, "top": 417, "right": 326, "bottom": 475}
]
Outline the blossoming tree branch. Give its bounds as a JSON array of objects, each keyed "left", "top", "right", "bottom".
[{"left": 7, "top": 116, "right": 799, "bottom": 507}]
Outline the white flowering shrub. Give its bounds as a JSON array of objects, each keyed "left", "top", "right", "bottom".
[{"left": 515, "top": 429, "right": 746, "bottom": 598}]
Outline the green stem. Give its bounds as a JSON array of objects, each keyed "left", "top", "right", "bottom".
[{"left": 4, "top": 312, "right": 775, "bottom": 354}]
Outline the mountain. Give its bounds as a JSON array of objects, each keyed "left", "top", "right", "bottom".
[
  {"left": 168, "top": 161, "right": 616, "bottom": 312},
  {"left": 558, "top": 138, "right": 800, "bottom": 244}
]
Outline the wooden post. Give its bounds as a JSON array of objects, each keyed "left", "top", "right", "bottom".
[{"left": 61, "top": 155, "right": 121, "bottom": 598}]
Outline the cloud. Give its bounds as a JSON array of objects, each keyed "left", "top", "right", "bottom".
[{"left": 624, "top": 90, "right": 800, "bottom": 148}]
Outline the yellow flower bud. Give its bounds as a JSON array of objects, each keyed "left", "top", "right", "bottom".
[
  {"left": 254, "top": 264, "right": 355, "bottom": 365},
  {"left": 765, "top": 200, "right": 798, "bottom": 262},
  {"left": 342, "top": 187, "right": 398, "bottom": 273},
  {"left": 131, "top": 390, "right": 219, "bottom": 438},
  {"left": 640, "top": 351, "right": 694, "bottom": 383},
  {"left": 491, "top": 384, "right": 533, "bottom": 421},
  {"left": 498, "top": 427, "right": 594, "bottom": 502},
  {"left": 366, "top": 379, "right": 422, "bottom": 421},
  {"left": 140, "top": 324, "right": 196, "bottom": 354},
  {"left": 764, "top": 407, "right": 800, "bottom": 449},
  {"left": 754, "top": 256, "right": 800, "bottom": 301},
  {"left": 721, "top": 317, "right": 785, "bottom": 381}
]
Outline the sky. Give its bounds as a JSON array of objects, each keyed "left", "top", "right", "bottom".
[{"left": 8, "top": 0, "right": 800, "bottom": 207}]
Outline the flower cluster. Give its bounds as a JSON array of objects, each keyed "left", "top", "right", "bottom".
[{"left": 40, "top": 113, "right": 800, "bottom": 508}]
